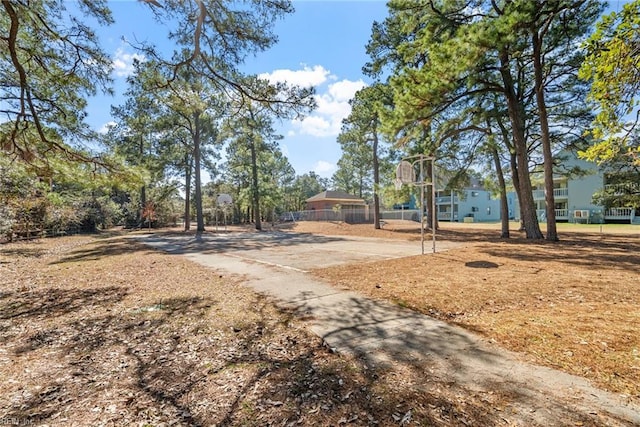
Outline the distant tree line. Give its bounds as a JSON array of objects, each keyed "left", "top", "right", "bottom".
[
  {"left": 330, "top": 0, "right": 640, "bottom": 240},
  {"left": 1, "top": 0, "right": 639, "bottom": 241}
]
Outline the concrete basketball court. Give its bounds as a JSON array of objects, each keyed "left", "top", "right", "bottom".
[
  {"left": 138, "top": 230, "right": 461, "bottom": 273},
  {"left": 134, "top": 229, "right": 640, "bottom": 425}
]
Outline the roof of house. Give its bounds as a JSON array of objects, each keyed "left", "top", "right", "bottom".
[{"left": 306, "top": 190, "right": 366, "bottom": 205}]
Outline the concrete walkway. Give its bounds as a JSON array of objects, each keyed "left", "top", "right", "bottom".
[{"left": 137, "top": 231, "right": 640, "bottom": 426}]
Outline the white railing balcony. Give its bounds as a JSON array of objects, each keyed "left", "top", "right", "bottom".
[
  {"left": 532, "top": 188, "right": 568, "bottom": 200},
  {"left": 533, "top": 190, "right": 545, "bottom": 200},
  {"left": 554, "top": 188, "right": 569, "bottom": 198},
  {"left": 604, "top": 183, "right": 640, "bottom": 195},
  {"left": 605, "top": 207, "right": 633, "bottom": 218},
  {"left": 537, "top": 209, "right": 569, "bottom": 220}
]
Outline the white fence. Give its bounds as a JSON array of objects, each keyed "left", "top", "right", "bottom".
[
  {"left": 380, "top": 209, "right": 420, "bottom": 221},
  {"left": 282, "top": 208, "right": 369, "bottom": 224},
  {"left": 279, "top": 209, "right": 422, "bottom": 223}
]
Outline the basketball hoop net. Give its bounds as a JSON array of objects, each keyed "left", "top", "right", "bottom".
[{"left": 394, "top": 178, "right": 403, "bottom": 191}]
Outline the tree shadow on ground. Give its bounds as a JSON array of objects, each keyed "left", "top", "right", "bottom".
[
  {"left": 474, "top": 233, "right": 640, "bottom": 273},
  {"left": 1, "top": 284, "right": 536, "bottom": 426},
  {"left": 49, "top": 238, "right": 159, "bottom": 264},
  {"left": 389, "top": 226, "right": 503, "bottom": 242},
  {"left": 0, "top": 245, "right": 49, "bottom": 259},
  {"left": 137, "top": 231, "right": 348, "bottom": 257},
  {"left": 285, "top": 291, "right": 639, "bottom": 426},
  {"left": 4, "top": 231, "right": 638, "bottom": 425},
  {"left": 0, "top": 286, "right": 128, "bottom": 322},
  {"left": 394, "top": 226, "right": 640, "bottom": 273}
]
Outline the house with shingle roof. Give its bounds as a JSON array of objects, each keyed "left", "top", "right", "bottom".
[{"left": 305, "top": 191, "right": 368, "bottom": 223}]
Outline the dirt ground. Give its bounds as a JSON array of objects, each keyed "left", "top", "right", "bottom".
[
  {"left": 0, "top": 221, "right": 638, "bottom": 426},
  {"left": 292, "top": 220, "right": 640, "bottom": 401}
]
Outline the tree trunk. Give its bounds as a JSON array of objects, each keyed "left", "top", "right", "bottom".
[
  {"left": 372, "top": 130, "right": 381, "bottom": 229},
  {"left": 495, "top": 112, "right": 525, "bottom": 231},
  {"left": 249, "top": 134, "right": 262, "bottom": 231},
  {"left": 183, "top": 152, "right": 192, "bottom": 231},
  {"left": 532, "top": 30, "right": 558, "bottom": 241},
  {"left": 499, "top": 50, "right": 544, "bottom": 239},
  {"left": 491, "top": 146, "right": 510, "bottom": 238},
  {"left": 138, "top": 134, "right": 146, "bottom": 228},
  {"left": 510, "top": 152, "right": 527, "bottom": 231},
  {"left": 139, "top": 185, "right": 146, "bottom": 228},
  {"left": 193, "top": 112, "right": 205, "bottom": 233}
]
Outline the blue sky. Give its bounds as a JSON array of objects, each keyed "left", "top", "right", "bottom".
[
  {"left": 86, "top": 1, "right": 629, "bottom": 180},
  {"left": 86, "top": 0, "right": 390, "bottom": 179}
]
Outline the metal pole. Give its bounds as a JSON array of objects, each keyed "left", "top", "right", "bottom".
[
  {"left": 431, "top": 159, "right": 436, "bottom": 253},
  {"left": 420, "top": 158, "right": 425, "bottom": 255}
]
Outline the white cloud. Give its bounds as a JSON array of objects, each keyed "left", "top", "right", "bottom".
[
  {"left": 292, "top": 115, "right": 333, "bottom": 138},
  {"left": 98, "top": 121, "right": 117, "bottom": 134},
  {"left": 259, "top": 65, "right": 332, "bottom": 88},
  {"left": 112, "top": 47, "right": 146, "bottom": 78},
  {"left": 293, "top": 78, "right": 367, "bottom": 138},
  {"left": 313, "top": 160, "right": 336, "bottom": 175},
  {"left": 327, "top": 80, "right": 367, "bottom": 102},
  {"left": 259, "top": 64, "right": 367, "bottom": 138}
]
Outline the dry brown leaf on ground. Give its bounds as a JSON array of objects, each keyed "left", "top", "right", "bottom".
[
  {"left": 298, "top": 220, "right": 640, "bottom": 401},
  {"left": 2, "top": 232, "right": 546, "bottom": 426}
]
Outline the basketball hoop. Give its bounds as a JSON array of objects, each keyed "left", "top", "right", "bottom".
[
  {"left": 395, "top": 155, "right": 437, "bottom": 255},
  {"left": 396, "top": 160, "right": 415, "bottom": 184},
  {"left": 215, "top": 194, "right": 233, "bottom": 233},
  {"left": 216, "top": 193, "right": 233, "bottom": 206}
]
